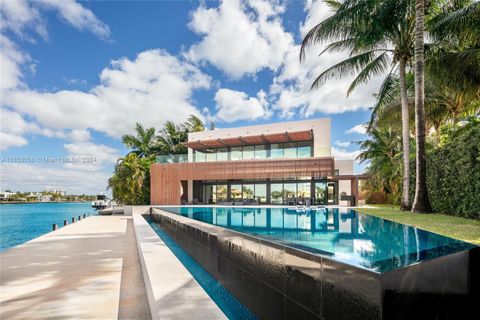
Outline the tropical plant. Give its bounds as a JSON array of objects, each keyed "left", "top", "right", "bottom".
[
  {"left": 300, "top": 0, "right": 423, "bottom": 210},
  {"left": 411, "top": 0, "right": 432, "bottom": 213},
  {"left": 357, "top": 128, "right": 404, "bottom": 204},
  {"left": 108, "top": 153, "right": 153, "bottom": 205},
  {"left": 109, "top": 115, "right": 206, "bottom": 204},
  {"left": 121, "top": 123, "right": 158, "bottom": 158}
]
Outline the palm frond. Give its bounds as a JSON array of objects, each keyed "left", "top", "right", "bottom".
[
  {"left": 347, "top": 51, "right": 391, "bottom": 95},
  {"left": 310, "top": 50, "right": 377, "bottom": 90}
]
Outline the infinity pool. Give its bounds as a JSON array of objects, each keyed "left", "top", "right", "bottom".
[{"left": 157, "top": 206, "right": 476, "bottom": 273}]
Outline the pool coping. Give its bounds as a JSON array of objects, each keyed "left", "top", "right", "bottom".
[{"left": 131, "top": 210, "right": 227, "bottom": 320}]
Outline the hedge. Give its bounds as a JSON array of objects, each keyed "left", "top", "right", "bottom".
[{"left": 424, "top": 123, "right": 480, "bottom": 219}]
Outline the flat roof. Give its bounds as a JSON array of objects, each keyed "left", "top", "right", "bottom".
[{"left": 183, "top": 129, "right": 313, "bottom": 150}]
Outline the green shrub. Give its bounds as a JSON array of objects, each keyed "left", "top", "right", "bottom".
[{"left": 426, "top": 122, "right": 480, "bottom": 219}]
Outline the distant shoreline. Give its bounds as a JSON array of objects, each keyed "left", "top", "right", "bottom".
[{"left": 0, "top": 201, "right": 91, "bottom": 205}]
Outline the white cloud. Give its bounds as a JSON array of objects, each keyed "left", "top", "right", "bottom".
[
  {"left": 0, "top": 109, "right": 61, "bottom": 150},
  {"left": 63, "top": 140, "right": 120, "bottom": 171},
  {"left": 3, "top": 49, "right": 211, "bottom": 138},
  {"left": 0, "top": 162, "right": 110, "bottom": 194},
  {"left": 346, "top": 124, "right": 367, "bottom": 135},
  {"left": 187, "top": 0, "right": 293, "bottom": 79},
  {"left": 0, "top": 0, "right": 110, "bottom": 40},
  {"left": 0, "top": 34, "right": 30, "bottom": 91},
  {"left": 335, "top": 140, "right": 351, "bottom": 148},
  {"left": 0, "top": 132, "right": 28, "bottom": 150},
  {"left": 269, "top": 0, "right": 383, "bottom": 117},
  {"left": 40, "top": 0, "right": 111, "bottom": 40},
  {"left": 214, "top": 88, "right": 270, "bottom": 122},
  {"left": 331, "top": 147, "right": 361, "bottom": 160}
]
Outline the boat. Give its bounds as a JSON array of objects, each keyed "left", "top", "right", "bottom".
[{"left": 91, "top": 194, "right": 110, "bottom": 210}]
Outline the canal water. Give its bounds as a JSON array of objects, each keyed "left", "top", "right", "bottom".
[{"left": 0, "top": 202, "right": 96, "bottom": 251}]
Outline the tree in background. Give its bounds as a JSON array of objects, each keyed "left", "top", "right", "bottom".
[
  {"left": 300, "top": 0, "right": 422, "bottom": 211},
  {"left": 108, "top": 115, "right": 206, "bottom": 204},
  {"left": 411, "top": 0, "right": 432, "bottom": 212},
  {"left": 357, "top": 128, "right": 403, "bottom": 204}
]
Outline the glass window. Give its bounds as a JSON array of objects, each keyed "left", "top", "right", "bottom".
[
  {"left": 217, "top": 148, "right": 228, "bottom": 161},
  {"left": 270, "top": 143, "right": 284, "bottom": 159},
  {"left": 315, "top": 182, "right": 327, "bottom": 205},
  {"left": 242, "top": 184, "right": 254, "bottom": 199},
  {"left": 217, "top": 184, "right": 227, "bottom": 201},
  {"left": 204, "top": 185, "right": 216, "bottom": 204},
  {"left": 194, "top": 150, "right": 206, "bottom": 162},
  {"left": 270, "top": 183, "right": 283, "bottom": 204},
  {"left": 298, "top": 182, "right": 311, "bottom": 198},
  {"left": 283, "top": 183, "right": 297, "bottom": 202},
  {"left": 242, "top": 146, "right": 254, "bottom": 159},
  {"left": 297, "top": 141, "right": 312, "bottom": 158},
  {"left": 230, "top": 184, "right": 242, "bottom": 200},
  {"left": 205, "top": 150, "right": 216, "bottom": 162},
  {"left": 254, "top": 184, "right": 267, "bottom": 203},
  {"left": 254, "top": 145, "right": 267, "bottom": 159},
  {"left": 231, "top": 147, "right": 242, "bottom": 161},
  {"left": 283, "top": 143, "right": 297, "bottom": 159}
]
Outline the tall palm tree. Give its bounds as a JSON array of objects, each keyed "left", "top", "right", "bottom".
[
  {"left": 412, "top": 0, "right": 432, "bottom": 213},
  {"left": 300, "top": 0, "right": 417, "bottom": 210},
  {"left": 121, "top": 123, "right": 158, "bottom": 158}
]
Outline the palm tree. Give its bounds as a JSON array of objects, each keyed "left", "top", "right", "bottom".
[
  {"left": 121, "top": 123, "right": 158, "bottom": 158},
  {"left": 158, "top": 115, "right": 207, "bottom": 155},
  {"left": 108, "top": 153, "right": 152, "bottom": 205},
  {"left": 182, "top": 115, "right": 205, "bottom": 133},
  {"left": 157, "top": 121, "right": 189, "bottom": 155},
  {"left": 300, "top": 0, "right": 418, "bottom": 210},
  {"left": 412, "top": 0, "right": 432, "bottom": 213},
  {"left": 357, "top": 127, "right": 403, "bottom": 204},
  {"left": 427, "top": 1, "right": 480, "bottom": 97}
]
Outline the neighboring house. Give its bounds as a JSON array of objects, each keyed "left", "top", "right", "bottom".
[
  {"left": 0, "top": 191, "right": 16, "bottom": 201},
  {"left": 151, "top": 118, "right": 368, "bottom": 206}
]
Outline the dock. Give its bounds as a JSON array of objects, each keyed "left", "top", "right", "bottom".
[{"left": 0, "top": 215, "right": 151, "bottom": 319}]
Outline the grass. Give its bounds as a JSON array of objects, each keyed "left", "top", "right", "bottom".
[{"left": 355, "top": 204, "right": 480, "bottom": 245}]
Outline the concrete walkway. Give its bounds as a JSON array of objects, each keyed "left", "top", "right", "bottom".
[{"left": 0, "top": 215, "right": 151, "bottom": 320}]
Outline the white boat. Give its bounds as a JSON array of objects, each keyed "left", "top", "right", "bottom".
[{"left": 91, "top": 194, "right": 110, "bottom": 210}]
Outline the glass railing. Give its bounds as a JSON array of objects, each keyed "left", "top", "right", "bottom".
[{"left": 155, "top": 154, "right": 188, "bottom": 163}]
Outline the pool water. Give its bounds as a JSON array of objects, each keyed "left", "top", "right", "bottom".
[
  {"left": 157, "top": 206, "right": 477, "bottom": 273},
  {"left": 146, "top": 217, "right": 256, "bottom": 320}
]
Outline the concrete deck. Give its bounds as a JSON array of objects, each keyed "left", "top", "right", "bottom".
[{"left": 0, "top": 215, "right": 151, "bottom": 320}]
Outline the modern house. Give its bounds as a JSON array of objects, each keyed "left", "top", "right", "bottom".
[{"left": 150, "top": 118, "right": 367, "bottom": 205}]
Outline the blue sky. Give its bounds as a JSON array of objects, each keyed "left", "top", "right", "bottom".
[{"left": 1, "top": 0, "right": 377, "bottom": 194}]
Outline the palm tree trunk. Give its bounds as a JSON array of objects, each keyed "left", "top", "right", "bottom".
[
  {"left": 412, "top": 0, "right": 432, "bottom": 213},
  {"left": 399, "top": 58, "right": 411, "bottom": 211}
]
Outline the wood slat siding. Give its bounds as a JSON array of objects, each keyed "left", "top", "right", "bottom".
[{"left": 150, "top": 157, "right": 335, "bottom": 205}]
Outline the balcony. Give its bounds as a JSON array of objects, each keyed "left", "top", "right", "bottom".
[{"left": 155, "top": 154, "right": 188, "bottom": 163}]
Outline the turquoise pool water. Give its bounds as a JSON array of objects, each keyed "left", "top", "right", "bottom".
[
  {"left": 157, "top": 206, "right": 477, "bottom": 272},
  {"left": 146, "top": 217, "right": 256, "bottom": 320},
  {"left": 0, "top": 202, "right": 96, "bottom": 251}
]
